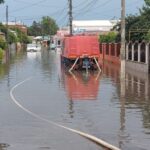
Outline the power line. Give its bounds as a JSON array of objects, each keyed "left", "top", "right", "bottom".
[
  {"left": 9, "top": 3, "right": 68, "bottom": 22},
  {"left": 74, "top": 0, "right": 98, "bottom": 12},
  {"left": 73, "top": 0, "right": 91, "bottom": 8},
  {"left": 74, "top": 0, "right": 111, "bottom": 18},
  {"left": 10, "top": 0, "right": 49, "bottom": 13},
  {"left": 0, "top": 0, "right": 143, "bottom": 26},
  {"left": 13, "top": 0, "right": 58, "bottom": 8},
  {"left": 74, "top": 0, "right": 142, "bottom": 19}
]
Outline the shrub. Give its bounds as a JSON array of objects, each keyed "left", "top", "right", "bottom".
[
  {"left": 8, "top": 31, "right": 18, "bottom": 44},
  {"left": 99, "top": 32, "right": 118, "bottom": 43},
  {"left": 144, "top": 30, "right": 150, "bottom": 42},
  {"left": 0, "top": 36, "right": 6, "bottom": 49},
  {"left": 0, "top": 48, "right": 4, "bottom": 60}
]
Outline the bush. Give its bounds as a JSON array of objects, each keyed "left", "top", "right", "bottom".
[
  {"left": 0, "top": 48, "right": 4, "bottom": 60},
  {"left": 144, "top": 30, "right": 150, "bottom": 42},
  {"left": 0, "top": 36, "right": 6, "bottom": 49},
  {"left": 8, "top": 31, "right": 18, "bottom": 44},
  {"left": 14, "top": 28, "right": 31, "bottom": 44},
  {"left": 99, "top": 32, "right": 118, "bottom": 43}
]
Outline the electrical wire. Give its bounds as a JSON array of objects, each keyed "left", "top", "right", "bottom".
[
  {"left": 12, "top": 0, "right": 58, "bottom": 8},
  {"left": 8, "top": 2, "right": 68, "bottom": 24},
  {"left": 10, "top": 0, "right": 49, "bottom": 13},
  {"left": 0, "top": 0, "right": 143, "bottom": 26},
  {"left": 87, "top": 0, "right": 142, "bottom": 17},
  {"left": 73, "top": 0, "right": 91, "bottom": 8},
  {"left": 74, "top": 0, "right": 142, "bottom": 19},
  {"left": 74, "top": 0, "right": 99, "bottom": 12},
  {"left": 74, "top": 0, "right": 111, "bottom": 18}
]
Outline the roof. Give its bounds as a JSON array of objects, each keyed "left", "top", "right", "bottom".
[
  {"left": 0, "top": 31, "right": 5, "bottom": 35},
  {"left": 73, "top": 20, "right": 118, "bottom": 27},
  {"left": 34, "top": 36, "right": 43, "bottom": 40},
  {"left": 2, "top": 21, "right": 24, "bottom": 26}
]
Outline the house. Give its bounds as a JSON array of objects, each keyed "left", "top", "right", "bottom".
[
  {"left": 72, "top": 20, "right": 119, "bottom": 34},
  {"left": 0, "top": 31, "right": 5, "bottom": 39},
  {"left": 2, "top": 21, "right": 27, "bottom": 35}
]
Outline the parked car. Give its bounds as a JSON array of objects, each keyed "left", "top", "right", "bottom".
[
  {"left": 27, "top": 43, "right": 41, "bottom": 52},
  {"left": 50, "top": 43, "right": 56, "bottom": 50}
]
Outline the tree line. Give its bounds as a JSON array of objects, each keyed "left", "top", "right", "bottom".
[
  {"left": 115, "top": 0, "right": 150, "bottom": 42},
  {"left": 99, "top": 0, "right": 150, "bottom": 43},
  {"left": 28, "top": 16, "right": 59, "bottom": 36}
]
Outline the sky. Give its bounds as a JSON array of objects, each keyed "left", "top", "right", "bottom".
[{"left": 0, "top": 0, "right": 144, "bottom": 27}]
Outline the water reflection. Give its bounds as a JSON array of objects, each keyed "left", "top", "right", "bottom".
[
  {"left": 0, "top": 63, "right": 9, "bottom": 80},
  {"left": 61, "top": 69, "right": 101, "bottom": 101},
  {"left": 0, "top": 143, "right": 9, "bottom": 150},
  {"left": 125, "top": 69, "right": 150, "bottom": 131},
  {"left": 0, "top": 49, "right": 150, "bottom": 150},
  {"left": 0, "top": 50, "right": 26, "bottom": 88},
  {"left": 26, "top": 52, "right": 41, "bottom": 60},
  {"left": 68, "top": 100, "right": 74, "bottom": 118},
  {"left": 102, "top": 62, "right": 150, "bottom": 149}
]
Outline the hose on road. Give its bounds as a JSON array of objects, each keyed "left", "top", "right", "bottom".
[{"left": 10, "top": 77, "right": 121, "bottom": 150}]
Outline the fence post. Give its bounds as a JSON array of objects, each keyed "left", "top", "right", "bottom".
[
  {"left": 132, "top": 43, "right": 134, "bottom": 61},
  {"left": 138, "top": 43, "right": 141, "bottom": 63},
  {"left": 145, "top": 43, "right": 149, "bottom": 64},
  {"left": 126, "top": 43, "right": 129, "bottom": 60}
]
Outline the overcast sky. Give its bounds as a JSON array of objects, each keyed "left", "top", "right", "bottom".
[{"left": 0, "top": 0, "right": 144, "bottom": 27}]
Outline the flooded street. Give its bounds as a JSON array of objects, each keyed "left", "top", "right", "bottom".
[{"left": 0, "top": 49, "right": 150, "bottom": 150}]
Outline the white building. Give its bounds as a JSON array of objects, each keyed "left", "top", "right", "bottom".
[{"left": 72, "top": 20, "right": 119, "bottom": 34}]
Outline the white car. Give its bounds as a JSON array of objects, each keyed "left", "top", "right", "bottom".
[{"left": 27, "top": 44, "right": 41, "bottom": 52}]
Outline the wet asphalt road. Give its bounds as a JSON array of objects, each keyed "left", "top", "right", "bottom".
[{"left": 0, "top": 49, "right": 150, "bottom": 150}]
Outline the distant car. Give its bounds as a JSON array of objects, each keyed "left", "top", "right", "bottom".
[
  {"left": 50, "top": 43, "right": 56, "bottom": 50},
  {"left": 27, "top": 43, "right": 41, "bottom": 52}
]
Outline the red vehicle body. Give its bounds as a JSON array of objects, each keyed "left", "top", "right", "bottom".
[
  {"left": 62, "top": 35, "right": 100, "bottom": 58},
  {"left": 61, "top": 35, "right": 101, "bottom": 70}
]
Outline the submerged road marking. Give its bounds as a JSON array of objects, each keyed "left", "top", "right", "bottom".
[{"left": 10, "top": 77, "right": 121, "bottom": 150}]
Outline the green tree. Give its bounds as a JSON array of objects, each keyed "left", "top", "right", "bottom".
[
  {"left": 28, "top": 21, "right": 42, "bottom": 36},
  {"left": 8, "top": 31, "right": 18, "bottom": 44},
  {"left": 28, "top": 17, "right": 58, "bottom": 36},
  {"left": 144, "top": 30, "right": 150, "bottom": 41},
  {"left": 0, "top": 36, "right": 6, "bottom": 49},
  {"left": 15, "top": 28, "right": 30, "bottom": 43},
  {"left": 114, "top": 0, "right": 150, "bottom": 42},
  {"left": 0, "top": 0, "right": 4, "bottom": 4},
  {"left": 0, "top": 23, "right": 6, "bottom": 33},
  {"left": 99, "top": 32, "right": 118, "bottom": 43},
  {"left": 41, "top": 16, "right": 58, "bottom": 35}
]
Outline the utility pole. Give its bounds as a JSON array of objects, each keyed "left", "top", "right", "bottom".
[
  {"left": 120, "top": 0, "right": 126, "bottom": 79},
  {"left": 68, "top": 0, "right": 73, "bottom": 35},
  {"left": 6, "top": 5, "right": 8, "bottom": 43},
  {"left": 6, "top": 5, "right": 9, "bottom": 61}
]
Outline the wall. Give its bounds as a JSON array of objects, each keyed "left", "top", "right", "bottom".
[
  {"left": 99, "top": 43, "right": 121, "bottom": 65},
  {"left": 126, "top": 42, "right": 150, "bottom": 73}
]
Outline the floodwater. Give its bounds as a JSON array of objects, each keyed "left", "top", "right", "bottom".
[{"left": 0, "top": 49, "right": 150, "bottom": 150}]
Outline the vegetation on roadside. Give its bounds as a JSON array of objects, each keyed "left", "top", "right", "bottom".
[
  {"left": 99, "top": 32, "right": 118, "bottom": 43},
  {"left": 13, "top": 28, "right": 31, "bottom": 43},
  {"left": 114, "top": 0, "right": 150, "bottom": 42},
  {"left": 0, "top": 23, "right": 31, "bottom": 46},
  {"left": 0, "top": 36, "right": 6, "bottom": 49},
  {"left": 28, "top": 16, "right": 58, "bottom": 36},
  {"left": 0, "top": 0, "right": 4, "bottom": 4},
  {"left": 0, "top": 0, "right": 5, "bottom": 62},
  {"left": 0, "top": 48, "right": 4, "bottom": 60}
]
